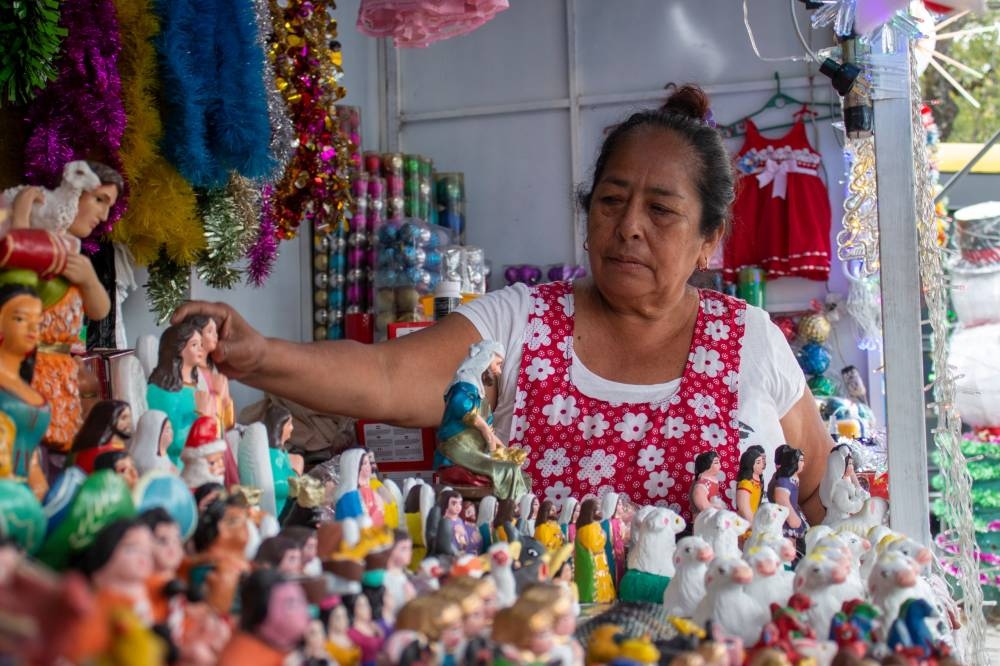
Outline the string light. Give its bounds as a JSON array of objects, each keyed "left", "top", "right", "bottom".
[{"left": 837, "top": 136, "right": 880, "bottom": 273}]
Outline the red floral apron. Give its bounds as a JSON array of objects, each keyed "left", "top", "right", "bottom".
[{"left": 510, "top": 281, "right": 745, "bottom": 524}]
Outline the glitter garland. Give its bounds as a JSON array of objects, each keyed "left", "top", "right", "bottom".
[
  {"left": 246, "top": 184, "right": 279, "bottom": 286},
  {"left": 836, "top": 136, "right": 880, "bottom": 275},
  {"left": 23, "top": 0, "right": 127, "bottom": 254},
  {"left": 267, "top": 0, "right": 353, "bottom": 240},
  {"left": 195, "top": 174, "right": 261, "bottom": 289},
  {"left": 0, "top": 0, "right": 66, "bottom": 107},
  {"left": 910, "top": 50, "right": 987, "bottom": 662},
  {"left": 145, "top": 248, "right": 189, "bottom": 323},
  {"left": 252, "top": 0, "right": 295, "bottom": 178}
]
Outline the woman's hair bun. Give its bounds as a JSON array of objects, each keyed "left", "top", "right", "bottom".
[{"left": 660, "top": 83, "right": 712, "bottom": 123}]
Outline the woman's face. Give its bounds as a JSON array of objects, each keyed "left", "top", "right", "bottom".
[
  {"left": 115, "top": 407, "right": 133, "bottom": 437},
  {"left": 302, "top": 535, "right": 318, "bottom": 562},
  {"left": 753, "top": 454, "right": 766, "bottom": 477},
  {"left": 709, "top": 457, "right": 721, "bottom": 474},
  {"left": 531, "top": 498, "right": 539, "bottom": 517},
  {"left": 158, "top": 420, "right": 174, "bottom": 455},
  {"left": 151, "top": 522, "right": 184, "bottom": 575},
  {"left": 462, "top": 501, "right": 477, "bottom": 522},
  {"left": 114, "top": 456, "right": 139, "bottom": 489},
  {"left": 353, "top": 594, "right": 372, "bottom": 622},
  {"left": 281, "top": 418, "right": 294, "bottom": 445},
  {"left": 358, "top": 454, "right": 372, "bottom": 483},
  {"left": 586, "top": 127, "right": 716, "bottom": 306},
  {"left": 101, "top": 526, "right": 154, "bottom": 585},
  {"left": 180, "top": 331, "right": 205, "bottom": 369},
  {"left": 68, "top": 184, "right": 118, "bottom": 239},
  {"left": 199, "top": 319, "right": 219, "bottom": 355},
  {"left": 328, "top": 604, "right": 349, "bottom": 633},
  {"left": 0, "top": 294, "right": 42, "bottom": 355},
  {"left": 278, "top": 547, "right": 303, "bottom": 575}
]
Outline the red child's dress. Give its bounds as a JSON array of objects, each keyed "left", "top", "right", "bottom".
[{"left": 723, "top": 118, "right": 832, "bottom": 282}]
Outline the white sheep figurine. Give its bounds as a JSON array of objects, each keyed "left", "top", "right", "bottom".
[
  {"left": 619, "top": 506, "right": 685, "bottom": 603},
  {"left": 694, "top": 507, "right": 749, "bottom": 561},
  {"left": 2, "top": 161, "right": 101, "bottom": 252}
]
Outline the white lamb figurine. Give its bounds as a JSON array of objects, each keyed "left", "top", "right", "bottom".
[
  {"left": 838, "top": 496, "right": 889, "bottom": 537},
  {"left": 629, "top": 504, "right": 655, "bottom": 550},
  {"left": 860, "top": 524, "right": 897, "bottom": 581},
  {"left": 868, "top": 550, "right": 921, "bottom": 629},
  {"left": 809, "top": 532, "right": 866, "bottom": 602},
  {"left": 694, "top": 507, "right": 749, "bottom": 561},
  {"left": 626, "top": 506, "right": 685, "bottom": 577},
  {"left": 1, "top": 160, "right": 101, "bottom": 251},
  {"left": 692, "top": 556, "right": 768, "bottom": 646},
  {"left": 744, "top": 545, "right": 794, "bottom": 611},
  {"left": 662, "top": 536, "right": 714, "bottom": 617},
  {"left": 743, "top": 503, "right": 789, "bottom": 556},
  {"left": 792, "top": 551, "right": 851, "bottom": 637},
  {"left": 881, "top": 536, "right": 957, "bottom": 635}
]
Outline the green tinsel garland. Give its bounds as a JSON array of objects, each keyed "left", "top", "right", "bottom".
[
  {"left": 195, "top": 177, "right": 260, "bottom": 290},
  {"left": 0, "top": 0, "right": 66, "bottom": 106},
  {"left": 146, "top": 248, "right": 189, "bottom": 323}
]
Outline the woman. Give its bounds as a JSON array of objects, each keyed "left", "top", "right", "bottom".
[
  {"left": 533, "top": 499, "right": 564, "bottom": 552},
  {"left": 573, "top": 498, "right": 614, "bottom": 603},
  {"left": 516, "top": 492, "right": 538, "bottom": 536},
  {"left": 147, "top": 322, "right": 209, "bottom": 468},
  {"left": 185, "top": 314, "right": 235, "bottom": 431},
  {"left": 10, "top": 162, "right": 119, "bottom": 459},
  {"left": 173, "top": 85, "right": 831, "bottom": 524},
  {"left": 767, "top": 446, "right": 809, "bottom": 546},
  {"left": 557, "top": 498, "right": 579, "bottom": 543},
  {"left": 688, "top": 451, "right": 726, "bottom": 518},
  {"left": 263, "top": 404, "right": 300, "bottom": 514},
  {"left": 128, "top": 409, "right": 176, "bottom": 474},
  {"left": 735, "top": 445, "right": 766, "bottom": 524},
  {"left": 476, "top": 495, "right": 498, "bottom": 551}
]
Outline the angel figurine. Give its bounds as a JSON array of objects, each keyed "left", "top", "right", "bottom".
[
  {"left": 435, "top": 341, "right": 529, "bottom": 500},
  {"left": 819, "top": 444, "right": 869, "bottom": 526}
]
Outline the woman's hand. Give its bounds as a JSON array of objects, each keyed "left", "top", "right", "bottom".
[
  {"left": 194, "top": 390, "right": 214, "bottom": 416},
  {"left": 62, "top": 254, "right": 111, "bottom": 320},
  {"left": 10, "top": 187, "right": 44, "bottom": 229},
  {"left": 172, "top": 301, "right": 268, "bottom": 380}
]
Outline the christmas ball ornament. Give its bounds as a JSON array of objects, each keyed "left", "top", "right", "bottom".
[
  {"left": 808, "top": 374, "right": 838, "bottom": 397},
  {"left": 395, "top": 286, "right": 421, "bottom": 311},
  {"left": 798, "top": 313, "right": 831, "bottom": 344},
  {"left": 773, "top": 316, "right": 798, "bottom": 342},
  {"left": 797, "top": 342, "right": 832, "bottom": 376},
  {"left": 0, "top": 479, "right": 47, "bottom": 554}
]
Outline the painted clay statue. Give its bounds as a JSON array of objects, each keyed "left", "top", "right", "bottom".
[
  {"left": 517, "top": 492, "right": 539, "bottom": 536},
  {"left": 0, "top": 284, "right": 50, "bottom": 480},
  {"left": 735, "top": 445, "right": 766, "bottom": 525},
  {"left": 137, "top": 507, "right": 186, "bottom": 626},
  {"left": 558, "top": 497, "right": 579, "bottom": 543},
  {"left": 236, "top": 406, "right": 301, "bottom": 518},
  {"left": 767, "top": 445, "right": 809, "bottom": 550},
  {"left": 619, "top": 506, "right": 685, "bottom": 603},
  {"left": 333, "top": 449, "right": 386, "bottom": 548},
  {"left": 662, "top": 535, "right": 714, "bottom": 617},
  {"left": 487, "top": 542, "right": 518, "bottom": 608},
  {"left": 693, "top": 507, "right": 750, "bottom": 561},
  {"left": 147, "top": 322, "right": 212, "bottom": 468},
  {"left": 180, "top": 415, "right": 227, "bottom": 490},
  {"left": 573, "top": 498, "right": 615, "bottom": 603},
  {"left": 819, "top": 444, "right": 869, "bottom": 526},
  {"left": 435, "top": 341, "right": 529, "bottom": 500},
  {"left": 93, "top": 450, "right": 138, "bottom": 490},
  {"left": 744, "top": 545, "right": 794, "bottom": 612},
  {"left": 402, "top": 481, "right": 435, "bottom": 568},
  {"left": 324, "top": 603, "right": 361, "bottom": 666},
  {"left": 461, "top": 500, "right": 483, "bottom": 555},
  {"left": 128, "top": 409, "right": 176, "bottom": 474},
  {"left": 2, "top": 161, "right": 100, "bottom": 248},
  {"left": 518, "top": 582, "right": 583, "bottom": 666},
  {"left": 69, "top": 399, "right": 132, "bottom": 474},
  {"left": 437, "top": 579, "right": 492, "bottom": 665},
  {"left": 533, "top": 499, "right": 564, "bottom": 552},
  {"left": 492, "top": 600, "right": 557, "bottom": 665},
  {"left": 692, "top": 556, "right": 768, "bottom": 645},
  {"left": 184, "top": 314, "right": 235, "bottom": 431},
  {"left": 426, "top": 489, "right": 468, "bottom": 558},
  {"left": 218, "top": 569, "right": 311, "bottom": 666},
  {"left": 393, "top": 593, "right": 464, "bottom": 663},
  {"left": 181, "top": 496, "right": 252, "bottom": 615},
  {"left": 600, "top": 491, "right": 627, "bottom": 587},
  {"left": 689, "top": 451, "right": 728, "bottom": 518}
]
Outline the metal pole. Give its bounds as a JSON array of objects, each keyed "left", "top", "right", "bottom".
[
  {"left": 872, "top": 41, "right": 932, "bottom": 545},
  {"left": 935, "top": 125, "right": 1000, "bottom": 204}
]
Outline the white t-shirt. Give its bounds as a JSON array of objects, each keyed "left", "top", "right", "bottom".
[{"left": 456, "top": 283, "right": 806, "bottom": 486}]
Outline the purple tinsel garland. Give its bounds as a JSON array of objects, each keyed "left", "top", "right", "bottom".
[
  {"left": 23, "top": 0, "right": 127, "bottom": 254},
  {"left": 247, "top": 184, "right": 279, "bottom": 286}
]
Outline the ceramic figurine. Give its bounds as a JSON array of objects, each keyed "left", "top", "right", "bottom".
[
  {"left": 366, "top": 454, "right": 401, "bottom": 530},
  {"left": 254, "top": 535, "right": 303, "bottom": 575},
  {"left": 488, "top": 541, "right": 518, "bottom": 607},
  {"left": 437, "top": 579, "right": 492, "bottom": 664},
  {"left": 517, "top": 492, "right": 539, "bottom": 536},
  {"left": 435, "top": 341, "right": 529, "bottom": 500},
  {"left": 600, "top": 491, "right": 627, "bottom": 586},
  {"left": 494, "top": 498, "right": 521, "bottom": 543},
  {"left": 184, "top": 314, "right": 236, "bottom": 432},
  {"left": 448, "top": 573, "right": 501, "bottom": 626},
  {"left": 179, "top": 415, "right": 227, "bottom": 490},
  {"left": 394, "top": 593, "right": 465, "bottom": 663},
  {"left": 69, "top": 399, "right": 132, "bottom": 473},
  {"left": 281, "top": 475, "right": 328, "bottom": 528},
  {"left": 476, "top": 494, "right": 498, "bottom": 551},
  {"left": 218, "top": 569, "right": 311, "bottom": 665},
  {"left": 689, "top": 451, "right": 728, "bottom": 518},
  {"left": 792, "top": 551, "right": 851, "bottom": 636},
  {"left": 128, "top": 409, "right": 176, "bottom": 475},
  {"left": 281, "top": 525, "right": 321, "bottom": 577},
  {"left": 237, "top": 409, "right": 301, "bottom": 518},
  {"left": 767, "top": 446, "right": 808, "bottom": 550},
  {"left": 0, "top": 284, "right": 50, "bottom": 480},
  {"left": 426, "top": 489, "right": 468, "bottom": 557},
  {"left": 519, "top": 582, "right": 583, "bottom": 666},
  {"left": 332, "top": 449, "right": 384, "bottom": 550},
  {"left": 837, "top": 496, "right": 888, "bottom": 538},
  {"left": 693, "top": 556, "right": 768, "bottom": 645},
  {"left": 744, "top": 545, "right": 794, "bottom": 612},
  {"left": 301, "top": 618, "right": 334, "bottom": 666},
  {"left": 137, "top": 507, "right": 186, "bottom": 626},
  {"left": 694, "top": 507, "right": 750, "bottom": 561},
  {"left": 735, "top": 445, "right": 767, "bottom": 525},
  {"left": 809, "top": 530, "right": 867, "bottom": 601},
  {"left": 93, "top": 450, "right": 139, "bottom": 490},
  {"left": 323, "top": 603, "right": 361, "bottom": 666},
  {"left": 742, "top": 504, "right": 794, "bottom": 564},
  {"left": 382, "top": 529, "right": 417, "bottom": 610},
  {"left": 819, "top": 444, "right": 869, "bottom": 526},
  {"left": 459, "top": 500, "right": 483, "bottom": 555},
  {"left": 558, "top": 497, "right": 579, "bottom": 543},
  {"left": 573, "top": 498, "right": 615, "bottom": 603},
  {"left": 403, "top": 481, "right": 435, "bottom": 568},
  {"left": 619, "top": 506, "right": 685, "bottom": 603},
  {"left": 263, "top": 405, "right": 301, "bottom": 511},
  {"left": 662, "top": 535, "right": 714, "bottom": 616},
  {"left": 147, "top": 322, "right": 211, "bottom": 468},
  {"left": 533, "top": 499, "right": 564, "bottom": 552},
  {"left": 341, "top": 593, "right": 385, "bottom": 666},
  {"left": 181, "top": 496, "right": 252, "bottom": 615},
  {"left": 491, "top": 602, "right": 556, "bottom": 665}
]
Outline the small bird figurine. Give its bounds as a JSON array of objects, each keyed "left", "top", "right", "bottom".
[
  {"left": 488, "top": 541, "right": 518, "bottom": 608},
  {"left": 662, "top": 536, "right": 714, "bottom": 617}
]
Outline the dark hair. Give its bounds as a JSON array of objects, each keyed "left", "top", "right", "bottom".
[
  {"left": 240, "top": 568, "right": 289, "bottom": 632},
  {"left": 404, "top": 485, "right": 423, "bottom": 513},
  {"left": 577, "top": 84, "right": 736, "bottom": 238},
  {"left": 148, "top": 322, "right": 201, "bottom": 392},
  {"left": 494, "top": 498, "right": 517, "bottom": 529},
  {"left": 768, "top": 446, "right": 806, "bottom": 502},
  {"left": 538, "top": 500, "right": 556, "bottom": 524},
  {"left": 361, "top": 583, "right": 386, "bottom": 620},
  {"left": 138, "top": 507, "right": 177, "bottom": 532},
  {"left": 74, "top": 518, "right": 148, "bottom": 578},
  {"left": 86, "top": 161, "right": 124, "bottom": 197},
  {"left": 193, "top": 482, "right": 225, "bottom": 508},
  {"left": 281, "top": 525, "right": 316, "bottom": 549},
  {"left": 184, "top": 314, "right": 217, "bottom": 370},
  {"left": 0, "top": 283, "right": 41, "bottom": 382},
  {"left": 263, "top": 404, "right": 293, "bottom": 451},
  {"left": 736, "top": 445, "right": 766, "bottom": 483},
  {"left": 576, "top": 498, "right": 599, "bottom": 528},
  {"left": 71, "top": 399, "right": 130, "bottom": 452},
  {"left": 255, "top": 535, "right": 300, "bottom": 569},
  {"left": 192, "top": 495, "right": 247, "bottom": 553},
  {"left": 93, "top": 449, "right": 131, "bottom": 472},
  {"left": 831, "top": 443, "right": 854, "bottom": 477},
  {"left": 438, "top": 489, "right": 462, "bottom": 511},
  {"left": 693, "top": 451, "right": 719, "bottom": 477},
  {"left": 773, "top": 443, "right": 792, "bottom": 467}
]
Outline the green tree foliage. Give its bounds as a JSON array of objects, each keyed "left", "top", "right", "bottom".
[{"left": 923, "top": 9, "right": 1000, "bottom": 142}]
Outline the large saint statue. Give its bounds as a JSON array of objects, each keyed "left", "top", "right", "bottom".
[{"left": 435, "top": 341, "right": 529, "bottom": 500}]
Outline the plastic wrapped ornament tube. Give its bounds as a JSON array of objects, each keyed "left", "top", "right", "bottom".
[{"left": 837, "top": 136, "right": 880, "bottom": 275}]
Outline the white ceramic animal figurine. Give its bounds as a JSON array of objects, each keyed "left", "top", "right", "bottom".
[
  {"left": 626, "top": 506, "right": 685, "bottom": 577},
  {"left": 743, "top": 503, "right": 789, "bottom": 556},
  {"left": 488, "top": 541, "right": 518, "bottom": 608},
  {"left": 692, "top": 556, "right": 768, "bottom": 645},
  {"left": 2, "top": 160, "right": 101, "bottom": 250},
  {"left": 694, "top": 508, "right": 749, "bottom": 560},
  {"left": 662, "top": 536, "right": 714, "bottom": 617},
  {"left": 804, "top": 525, "right": 835, "bottom": 555},
  {"left": 629, "top": 504, "right": 655, "bottom": 549},
  {"left": 792, "top": 551, "right": 851, "bottom": 637},
  {"left": 838, "top": 496, "right": 888, "bottom": 537},
  {"left": 809, "top": 533, "right": 866, "bottom": 602},
  {"left": 860, "top": 524, "right": 896, "bottom": 581},
  {"left": 744, "top": 545, "right": 794, "bottom": 612},
  {"left": 868, "top": 550, "right": 921, "bottom": 629}
]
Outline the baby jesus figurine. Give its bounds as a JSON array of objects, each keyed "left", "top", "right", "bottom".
[{"left": 436, "top": 340, "right": 530, "bottom": 500}]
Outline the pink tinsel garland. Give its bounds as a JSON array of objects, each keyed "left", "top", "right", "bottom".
[
  {"left": 247, "top": 184, "right": 279, "bottom": 286},
  {"left": 23, "top": 0, "right": 127, "bottom": 254}
]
